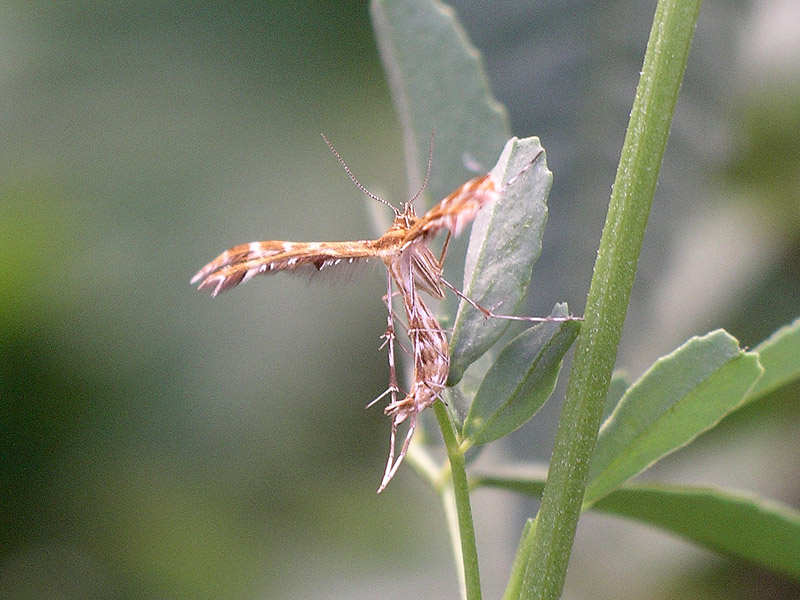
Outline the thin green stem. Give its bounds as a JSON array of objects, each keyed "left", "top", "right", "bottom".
[
  {"left": 520, "top": 0, "right": 703, "bottom": 598},
  {"left": 434, "top": 401, "right": 481, "bottom": 600}
]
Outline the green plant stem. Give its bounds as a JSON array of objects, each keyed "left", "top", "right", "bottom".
[
  {"left": 434, "top": 401, "right": 481, "bottom": 600},
  {"left": 520, "top": 0, "right": 702, "bottom": 598}
]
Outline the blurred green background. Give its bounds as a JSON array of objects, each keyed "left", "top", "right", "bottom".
[{"left": 2, "top": 1, "right": 799, "bottom": 599}]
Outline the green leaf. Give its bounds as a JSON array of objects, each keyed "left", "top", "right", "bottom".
[
  {"left": 462, "top": 304, "right": 579, "bottom": 446},
  {"left": 745, "top": 316, "right": 800, "bottom": 402},
  {"left": 472, "top": 464, "right": 548, "bottom": 498},
  {"left": 474, "top": 469, "right": 800, "bottom": 581},
  {"left": 585, "top": 330, "right": 763, "bottom": 506},
  {"left": 503, "top": 518, "right": 537, "bottom": 600},
  {"left": 369, "top": 0, "right": 509, "bottom": 205},
  {"left": 602, "top": 371, "right": 630, "bottom": 423},
  {"left": 592, "top": 483, "right": 800, "bottom": 580},
  {"left": 449, "top": 137, "right": 553, "bottom": 384}
]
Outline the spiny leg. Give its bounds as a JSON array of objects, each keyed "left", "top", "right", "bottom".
[
  {"left": 368, "top": 271, "right": 402, "bottom": 409},
  {"left": 438, "top": 230, "right": 452, "bottom": 266},
  {"left": 440, "top": 277, "right": 583, "bottom": 322},
  {"left": 377, "top": 411, "right": 417, "bottom": 493}
]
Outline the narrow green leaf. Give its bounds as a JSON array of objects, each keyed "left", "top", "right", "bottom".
[
  {"left": 449, "top": 137, "right": 553, "bottom": 384},
  {"left": 746, "top": 316, "right": 800, "bottom": 402},
  {"left": 369, "top": 0, "right": 509, "bottom": 205},
  {"left": 585, "top": 330, "right": 763, "bottom": 506},
  {"left": 471, "top": 465, "right": 548, "bottom": 498},
  {"left": 592, "top": 483, "right": 800, "bottom": 580},
  {"left": 502, "top": 518, "right": 537, "bottom": 600},
  {"left": 463, "top": 304, "right": 579, "bottom": 446},
  {"left": 602, "top": 371, "right": 630, "bottom": 423},
  {"left": 475, "top": 470, "right": 800, "bottom": 581}
]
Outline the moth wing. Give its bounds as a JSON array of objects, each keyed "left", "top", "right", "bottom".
[
  {"left": 192, "top": 240, "right": 378, "bottom": 296},
  {"left": 405, "top": 173, "right": 499, "bottom": 243}
]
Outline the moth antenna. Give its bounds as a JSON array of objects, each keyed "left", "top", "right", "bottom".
[
  {"left": 499, "top": 148, "right": 545, "bottom": 193},
  {"left": 407, "top": 129, "right": 436, "bottom": 205},
  {"left": 321, "top": 133, "right": 401, "bottom": 216}
]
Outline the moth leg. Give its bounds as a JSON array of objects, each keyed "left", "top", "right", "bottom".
[
  {"left": 437, "top": 230, "right": 452, "bottom": 267},
  {"left": 368, "top": 271, "right": 402, "bottom": 409},
  {"left": 439, "top": 277, "right": 583, "bottom": 323},
  {"left": 377, "top": 411, "right": 417, "bottom": 493},
  {"left": 378, "top": 416, "right": 399, "bottom": 493}
]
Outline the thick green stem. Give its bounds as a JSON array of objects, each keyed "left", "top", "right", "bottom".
[
  {"left": 520, "top": 0, "right": 702, "bottom": 598},
  {"left": 434, "top": 401, "right": 481, "bottom": 600}
]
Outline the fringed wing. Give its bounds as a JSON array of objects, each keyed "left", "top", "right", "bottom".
[
  {"left": 191, "top": 239, "right": 378, "bottom": 296},
  {"left": 403, "top": 173, "right": 499, "bottom": 245}
]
